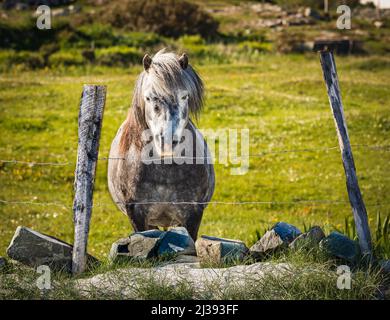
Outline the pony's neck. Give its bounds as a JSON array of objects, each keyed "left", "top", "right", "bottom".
[{"left": 118, "top": 109, "right": 146, "bottom": 155}]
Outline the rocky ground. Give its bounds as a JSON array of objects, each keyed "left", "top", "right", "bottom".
[
  {"left": 1, "top": 222, "right": 389, "bottom": 299},
  {"left": 75, "top": 261, "right": 292, "bottom": 299}
]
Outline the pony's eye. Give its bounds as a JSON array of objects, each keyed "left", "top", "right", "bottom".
[
  {"left": 182, "top": 95, "right": 188, "bottom": 100},
  {"left": 154, "top": 106, "right": 160, "bottom": 113},
  {"left": 146, "top": 97, "right": 150, "bottom": 102}
]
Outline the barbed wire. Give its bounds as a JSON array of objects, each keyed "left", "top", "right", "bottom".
[
  {"left": 0, "top": 144, "right": 389, "bottom": 167},
  {"left": 1, "top": 198, "right": 389, "bottom": 208},
  {"left": 1, "top": 144, "right": 388, "bottom": 209},
  {"left": 0, "top": 159, "right": 71, "bottom": 166}
]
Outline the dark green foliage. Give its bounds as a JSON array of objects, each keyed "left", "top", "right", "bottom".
[
  {"left": 0, "top": 51, "right": 45, "bottom": 70},
  {"left": 116, "top": 32, "right": 163, "bottom": 49},
  {"left": 0, "top": 17, "right": 66, "bottom": 51},
  {"left": 48, "top": 50, "right": 85, "bottom": 67},
  {"left": 58, "top": 24, "right": 117, "bottom": 49},
  {"left": 99, "top": 0, "right": 219, "bottom": 38},
  {"left": 95, "top": 47, "right": 143, "bottom": 67},
  {"left": 57, "top": 24, "right": 163, "bottom": 50},
  {"left": 340, "top": 213, "right": 390, "bottom": 259}
]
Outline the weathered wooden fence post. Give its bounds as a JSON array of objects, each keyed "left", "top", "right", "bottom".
[
  {"left": 320, "top": 50, "right": 372, "bottom": 259},
  {"left": 72, "top": 85, "right": 106, "bottom": 275}
]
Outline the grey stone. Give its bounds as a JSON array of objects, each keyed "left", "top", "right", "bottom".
[
  {"left": 110, "top": 227, "right": 196, "bottom": 262},
  {"left": 379, "top": 260, "right": 390, "bottom": 274},
  {"left": 157, "top": 227, "right": 196, "bottom": 256},
  {"left": 302, "top": 7, "right": 321, "bottom": 20},
  {"left": 195, "top": 235, "right": 248, "bottom": 264},
  {"left": 289, "top": 226, "right": 325, "bottom": 249},
  {"left": 273, "top": 222, "right": 302, "bottom": 243},
  {"left": 250, "top": 222, "right": 302, "bottom": 258},
  {"left": 109, "top": 229, "right": 164, "bottom": 262},
  {"left": 0, "top": 256, "right": 7, "bottom": 270},
  {"left": 7, "top": 226, "right": 99, "bottom": 272},
  {"left": 250, "top": 229, "right": 284, "bottom": 259},
  {"left": 320, "top": 232, "right": 361, "bottom": 263}
]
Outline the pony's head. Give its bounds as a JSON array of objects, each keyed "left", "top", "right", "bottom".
[{"left": 121, "top": 49, "right": 204, "bottom": 156}]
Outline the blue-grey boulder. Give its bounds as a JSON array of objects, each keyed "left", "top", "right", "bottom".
[
  {"left": 379, "top": 260, "right": 390, "bottom": 274},
  {"left": 320, "top": 231, "right": 361, "bottom": 263},
  {"left": 250, "top": 222, "right": 302, "bottom": 259},
  {"left": 195, "top": 236, "right": 249, "bottom": 263},
  {"left": 109, "top": 229, "right": 164, "bottom": 262},
  {"left": 7, "top": 226, "right": 99, "bottom": 272},
  {"left": 110, "top": 227, "right": 196, "bottom": 262},
  {"left": 157, "top": 227, "right": 196, "bottom": 256},
  {"left": 273, "top": 222, "right": 302, "bottom": 243},
  {"left": 289, "top": 226, "right": 325, "bottom": 249},
  {"left": 0, "top": 256, "right": 7, "bottom": 271}
]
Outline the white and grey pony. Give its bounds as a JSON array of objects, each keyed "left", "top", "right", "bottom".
[{"left": 108, "top": 49, "right": 215, "bottom": 240}]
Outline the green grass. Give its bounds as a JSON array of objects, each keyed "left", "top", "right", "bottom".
[{"left": 0, "top": 53, "right": 390, "bottom": 264}]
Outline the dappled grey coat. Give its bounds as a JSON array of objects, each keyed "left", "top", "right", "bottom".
[{"left": 107, "top": 50, "right": 215, "bottom": 240}]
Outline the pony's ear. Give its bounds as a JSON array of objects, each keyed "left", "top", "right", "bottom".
[
  {"left": 143, "top": 54, "right": 152, "bottom": 71},
  {"left": 179, "top": 53, "right": 188, "bottom": 69}
]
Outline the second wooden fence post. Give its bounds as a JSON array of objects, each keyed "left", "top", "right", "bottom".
[
  {"left": 320, "top": 50, "right": 372, "bottom": 259},
  {"left": 72, "top": 85, "right": 106, "bottom": 275}
]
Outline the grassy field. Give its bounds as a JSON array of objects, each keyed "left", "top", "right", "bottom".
[{"left": 1, "top": 53, "right": 390, "bottom": 261}]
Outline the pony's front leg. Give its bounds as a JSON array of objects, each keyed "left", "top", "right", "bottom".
[
  {"left": 183, "top": 205, "right": 204, "bottom": 241},
  {"left": 126, "top": 203, "right": 147, "bottom": 233}
]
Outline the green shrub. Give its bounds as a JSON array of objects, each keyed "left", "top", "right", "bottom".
[
  {"left": 176, "top": 43, "right": 227, "bottom": 64},
  {"left": 0, "top": 51, "right": 44, "bottom": 70},
  {"left": 48, "top": 51, "right": 85, "bottom": 67},
  {"left": 364, "top": 40, "right": 390, "bottom": 55},
  {"left": 99, "top": 0, "right": 219, "bottom": 38},
  {"left": 175, "top": 35, "right": 234, "bottom": 64},
  {"left": 238, "top": 41, "right": 273, "bottom": 53},
  {"left": 275, "top": 31, "right": 309, "bottom": 54},
  {"left": 178, "top": 35, "right": 206, "bottom": 46},
  {"left": 95, "top": 46, "right": 142, "bottom": 66},
  {"left": 58, "top": 24, "right": 117, "bottom": 49},
  {"left": 0, "top": 17, "right": 66, "bottom": 51},
  {"left": 116, "top": 32, "right": 163, "bottom": 48}
]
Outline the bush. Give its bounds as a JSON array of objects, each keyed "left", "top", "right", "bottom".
[
  {"left": 354, "top": 58, "right": 390, "bottom": 71},
  {"left": 95, "top": 46, "right": 143, "bottom": 66},
  {"left": 0, "top": 51, "right": 44, "bottom": 70},
  {"left": 48, "top": 51, "right": 85, "bottom": 67},
  {"left": 117, "top": 32, "right": 164, "bottom": 48},
  {"left": 238, "top": 41, "right": 273, "bottom": 53},
  {"left": 178, "top": 35, "right": 205, "bottom": 46},
  {"left": 176, "top": 35, "right": 228, "bottom": 63},
  {"left": 0, "top": 17, "right": 65, "bottom": 51},
  {"left": 275, "top": 31, "right": 310, "bottom": 54},
  {"left": 100, "top": 0, "right": 219, "bottom": 38},
  {"left": 58, "top": 24, "right": 117, "bottom": 49},
  {"left": 57, "top": 24, "right": 163, "bottom": 50},
  {"left": 364, "top": 40, "right": 390, "bottom": 55}
]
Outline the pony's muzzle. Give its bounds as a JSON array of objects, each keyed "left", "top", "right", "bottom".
[{"left": 154, "top": 134, "right": 179, "bottom": 157}]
